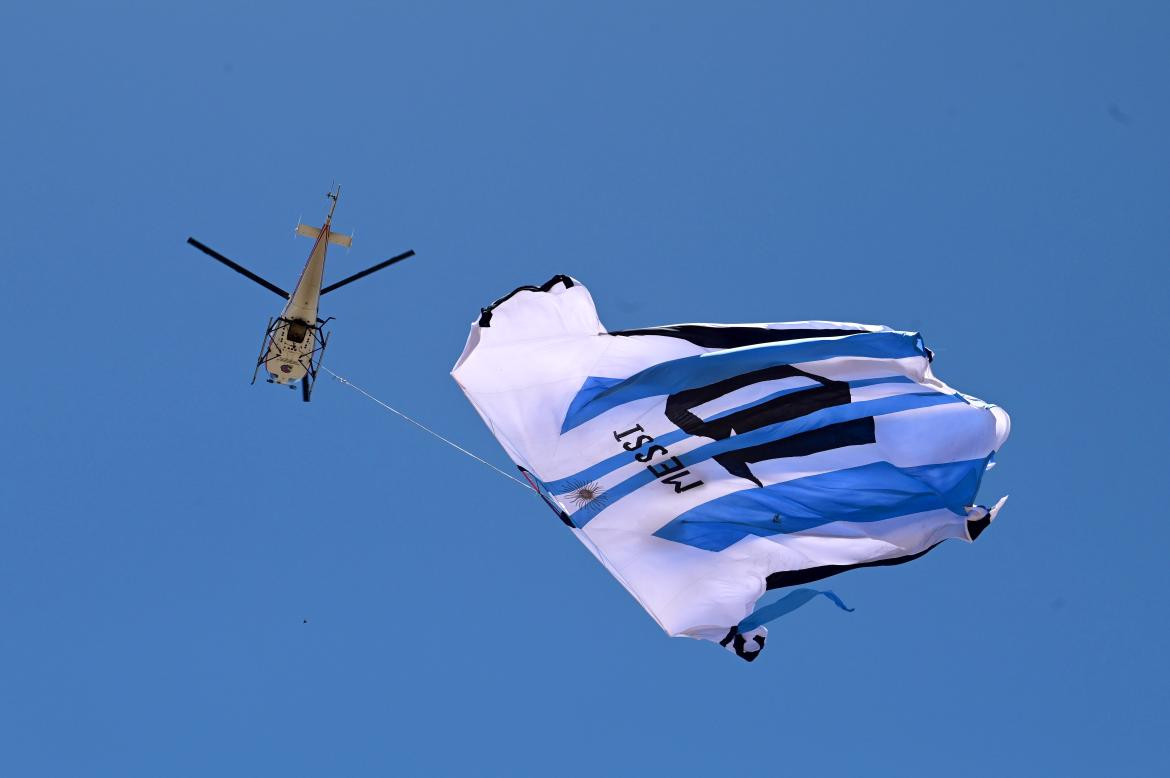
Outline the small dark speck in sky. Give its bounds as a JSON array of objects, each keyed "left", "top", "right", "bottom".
[{"left": 1107, "top": 103, "right": 1131, "bottom": 126}]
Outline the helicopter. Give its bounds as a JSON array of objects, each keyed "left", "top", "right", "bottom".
[{"left": 186, "top": 186, "right": 415, "bottom": 401}]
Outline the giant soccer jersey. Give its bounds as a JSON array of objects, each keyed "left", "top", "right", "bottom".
[{"left": 451, "top": 276, "right": 1010, "bottom": 661}]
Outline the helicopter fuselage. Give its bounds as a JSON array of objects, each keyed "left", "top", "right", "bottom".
[{"left": 265, "top": 224, "right": 329, "bottom": 384}]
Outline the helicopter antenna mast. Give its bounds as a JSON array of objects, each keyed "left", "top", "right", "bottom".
[{"left": 326, "top": 183, "right": 341, "bottom": 222}]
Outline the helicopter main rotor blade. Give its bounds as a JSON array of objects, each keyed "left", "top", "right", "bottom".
[
  {"left": 319, "top": 249, "right": 416, "bottom": 295},
  {"left": 186, "top": 237, "right": 290, "bottom": 299}
]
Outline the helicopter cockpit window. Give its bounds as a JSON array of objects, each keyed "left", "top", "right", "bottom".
[{"left": 286, "top": 321, "right": 309, "bottom": 344}]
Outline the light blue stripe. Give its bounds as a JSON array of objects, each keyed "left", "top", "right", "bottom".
[
  {"left": 653, "top": 456, "right": 990, "bottom": 551},
  {"left": 701, "top": 375, "right": 919, "bottom": 425},
  {"left": 545, "top": 428, "right": 689, "bottom": 494},
  {"left": 846, "top": 375, "right": 917, "bottom": 389},
  {"left": 562, "top": 377, "right": 625, "bottom": 431},
  {"left": 546, "top": 375, "right": 920, "bottom": 494},
  {"left": 738, "top": 589, "right": 854, "bottom": 633},
  {"left": 569, "top": 390, "right": 963, "bottom": 527},
  {"left": 560, "top": 331, "right": 926, "bottom": 433},
  {"left": 701, "top": 380, "right": 822, "bottom": 420}
]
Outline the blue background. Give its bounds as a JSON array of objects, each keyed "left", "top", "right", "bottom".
[{"left": 3, "top": 2, "right": 1167, "bottom": 775}]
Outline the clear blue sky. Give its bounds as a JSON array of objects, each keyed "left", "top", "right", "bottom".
[{"left": 2, "top": 2, "right": 1168, "bottom": 775}]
